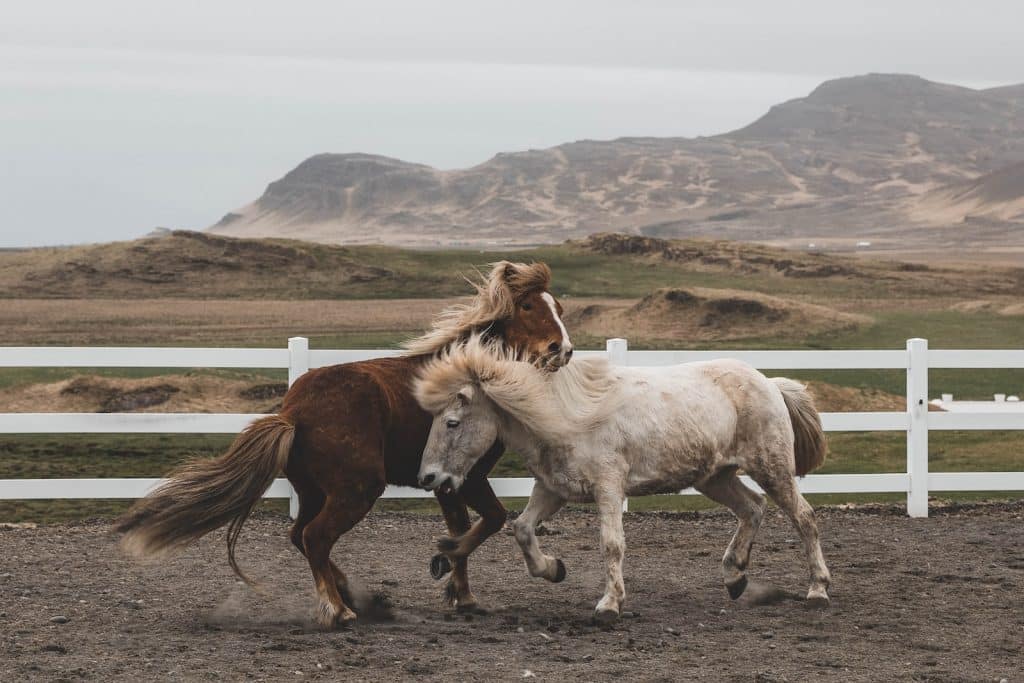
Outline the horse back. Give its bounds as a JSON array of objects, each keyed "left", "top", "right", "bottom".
[{"left": 281, "top": 356, "right": 432, "bottom": 488}]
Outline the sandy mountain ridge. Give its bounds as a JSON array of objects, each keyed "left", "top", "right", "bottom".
[
  {"left": 209, "top": 73, "right": 1024, "bottom": 250},
  {"left": 914, "top": 161, "right": 1024, "bottom": 224}
]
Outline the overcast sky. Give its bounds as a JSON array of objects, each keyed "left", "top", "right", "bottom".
[{"left": 2, "top": 1, "right": 1022, "bottom": 247}]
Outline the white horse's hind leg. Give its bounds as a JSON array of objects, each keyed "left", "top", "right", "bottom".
[
  {"left": 696, "top": 469, "right": 767, "bottom": 600},
  {"left": 593, "top": 484, "right": 627, "bottom": 623},
  {"left": 511, "top": 482, "right": 567, "bottom": 583},
  {"left": 753, "top": 473, "right": 831, "bottom": 607}
]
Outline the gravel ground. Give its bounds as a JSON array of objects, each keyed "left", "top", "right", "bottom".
[{"left": 1, "top": 503, "right": 1022, "bottom": 682}]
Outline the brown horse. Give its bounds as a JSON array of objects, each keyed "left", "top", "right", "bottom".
[{"left": 114, "top": 261, "right": 573, "bottom": 627}]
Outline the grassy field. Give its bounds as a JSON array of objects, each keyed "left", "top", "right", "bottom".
[
  {"left": 1, "top": 232, "right": 1022, "bottom": 521},
  {"left": 3, "top": 230, "right": 1022, "bottom": 302},
  {"left": 1, "top": 428, "right": 1021, "bottom": 523}
]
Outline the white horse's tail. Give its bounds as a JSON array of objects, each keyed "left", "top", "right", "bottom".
[{"left": 771, "top": 378, "right": 827, "bottom": 476}]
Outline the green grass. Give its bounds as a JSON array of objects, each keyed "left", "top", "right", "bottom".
[
  {"left": 3, "top": 241, "right": 1024, "bottom": 521},
  {"left": 10, "top": 305, "right": 1021, "bottom": 391},
  {"left": 1, "top": 430, "right": 1020, "bottom": 523},
  {"left": 3, "top": 303, "right": 1023, "bottom": 523},
  {"left": 330, "top": 244, "right": 965, "bottom": 302},
  {"left": 778, "top": 368, "right": 1024, "bottom": 402},
  {"left": 805, "top": 309, "right": 1024, "bottom": 350}
]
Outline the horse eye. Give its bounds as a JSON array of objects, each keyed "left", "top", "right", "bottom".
[
  {"left": 521, "top": 302, "right": 532, "bottom": 311},
  {"left": 446, "top": 418, "right": 460, "bottom": 429}
]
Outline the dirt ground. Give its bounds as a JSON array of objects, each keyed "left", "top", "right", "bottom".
[{"left": 2, "top": 504, "right": 1022, "bottom": 682}]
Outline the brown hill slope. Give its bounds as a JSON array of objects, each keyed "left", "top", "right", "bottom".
[
  {"left": 0, "top": 373, "right": 911, "bottom": 420},
  {"left": 209, "top": 74, "right": 1024, "bottom": 249},
  {"left": 566, "top": 287, "right": 869, "bottom": 343},
  {"left": 573, "top": 233, "right": 1024, "bottom": 297},
  {"left": 3, "top": 230, "right": 1022, "bottom": 300},
  {"left": 0, "top": 374, "right": 284, "bottom": 414},
  {"left": 0, "top": 230, "right": 396, "bottom": 298}
]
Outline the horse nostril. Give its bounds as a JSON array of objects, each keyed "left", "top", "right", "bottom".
[
  {"left": 421, "top": 473, "right": 436, "bottom": 487},
  {"left": 565, "top": 348, "right": 573, "bottom": 359},
  {"left": 548, "top": 342, "right": 561, "bottom": 354}
]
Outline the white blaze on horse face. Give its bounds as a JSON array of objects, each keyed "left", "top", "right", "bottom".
[{"left": 541, "top": 292, "right": 573, "bottom": 363}]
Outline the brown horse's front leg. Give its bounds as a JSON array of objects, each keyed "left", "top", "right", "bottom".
[
  {"left": 431, "top": 443, "right": 508, "bottom": 611},
  {"left": 432, "top": 478, "right": 508, "bottom": 609},
  {"left": 434, "top": 489, "right": 476, "bottom": 609}
]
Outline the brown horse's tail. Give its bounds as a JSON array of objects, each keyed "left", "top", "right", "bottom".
[
  {"left": 113, "top": 414, "right": 295, "bottom": 584},
  {"left": 771, "top": 378, "right": 827, "bottom": 476}
]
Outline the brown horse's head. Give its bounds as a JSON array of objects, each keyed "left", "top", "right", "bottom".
[
  {"left": 488, "top": 262, "right": 572, "bottom": 370},
  {"left": 404, "top": 260, "right": 573, "bottom": 370}
]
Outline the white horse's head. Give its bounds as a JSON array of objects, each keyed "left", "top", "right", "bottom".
[
  {"left": 413, "top": 333, "right": 611, "bottom": 493},
  {"left": 417, "top": 383, "right": 500, "bottom": 494}
]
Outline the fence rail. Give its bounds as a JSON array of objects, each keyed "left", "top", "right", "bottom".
[{"left": 1, "top": 337, "right": 1022, "bottom": 518}]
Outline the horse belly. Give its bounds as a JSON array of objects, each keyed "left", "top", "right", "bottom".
[
  {"left": 625, "top": 455, "right": 714, "bottom": 496},
  {"left": 533, "top": 464, "right": 596, "bottom": 503}
]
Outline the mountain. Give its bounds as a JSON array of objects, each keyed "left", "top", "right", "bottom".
[
  {"left": 209, "top": 74, "right": 1024, "bottom": 249},
  {"left": 913, "top": 161, "right": 1024, "bottom": 224}
]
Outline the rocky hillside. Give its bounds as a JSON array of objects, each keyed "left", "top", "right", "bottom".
[{"left": 209, "top": 74, "right": 1024, "bottom": 249}]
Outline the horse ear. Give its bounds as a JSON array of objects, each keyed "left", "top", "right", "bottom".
[
  {"left": 498, "top": 261, "right": 517, "bottom": 283},
  {"left": 456, "top": 386, "right": 475, "bottom": 405}
]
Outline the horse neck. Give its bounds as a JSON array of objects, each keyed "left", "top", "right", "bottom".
[
  {"left": 485, "top": 358, "right": 615, "bottom": 446},
  {"left": 493, "top": 405, "right": 550, "bottom": 470}
]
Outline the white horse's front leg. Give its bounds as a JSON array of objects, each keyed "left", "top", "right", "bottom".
[
  {"left": 511, "top": 482, "right": 567, "bottom": 583},
  {"left": 593, "top": 484, "right": 626, "bottom": 624}
]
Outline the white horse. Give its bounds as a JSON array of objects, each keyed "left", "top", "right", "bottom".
[{"left": 414, "top": 337, "right": 832, "bottom": 623}]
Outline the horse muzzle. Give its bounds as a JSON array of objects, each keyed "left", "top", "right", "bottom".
[
  {"left": 419, "top": 470, "right": 462, "bottom": 495},
  {"left": 539, "top": 346, "right": 573, "bottom": 372}
]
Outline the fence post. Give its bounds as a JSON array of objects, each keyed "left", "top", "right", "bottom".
[
  {"left": 287, "top": 337, "right": 310, "bottom": 519},
  {"left": 606, "top": 337, "right": 628, "bottom": 367},
  {"left": 906, "top": 338, "right": 929, "bottom": 518},
  {"left": 606, "top": 338, "right": 629, "bottom": 512}
]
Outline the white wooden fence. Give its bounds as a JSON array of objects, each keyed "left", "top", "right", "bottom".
[{"left": 1, "top": 337, "right": 1022, "bottom": 518}]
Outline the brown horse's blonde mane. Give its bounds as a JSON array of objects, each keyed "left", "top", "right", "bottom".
[
  {"left": 414, "top": 334, "right": 618, "bottom": 441},
  {"left": 403, "top": 261, "right": 552, "bottom": 356}
]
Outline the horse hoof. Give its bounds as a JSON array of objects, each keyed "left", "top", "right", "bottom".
[
  {"left": 553, "top": 559, "right": 567, "bottom": 583},
  {"left": 727, "top": 575, "right": 748, "bottom": 600},
  {"left": 430, "top": 554, "right": 452, "bottom": 580},
  {"left": 456, "top": 602, "right": 488, "bottom": 615},
  {"left": 805, "top": 592, "right": 831, "bottom": 609},
  {"left": 593, "top": 608, "right": 619, "bottom": 626},
  {"left": 318, "top": 603, "right": 357, "bottom": 629}
]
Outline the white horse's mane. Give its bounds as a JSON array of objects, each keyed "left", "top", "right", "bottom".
[{"left": 414, "top": 335, "right": 622, "bottom": 441}]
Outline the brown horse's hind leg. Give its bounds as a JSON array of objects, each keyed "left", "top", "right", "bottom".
[
  {"left": 302, "top": 490, "right": 379, "bottom": 628},
  {"left": 289, "top": 485, "right": 324, "bottom": 553},
  {"left": 750, "top": 471, "right": 831, "bottom": 608},
  {"left": 289, "top": 484, "right": 358, "bottom": 607},
  {"left": 696, "top": 469, "right": 767, "bottom": 600}
]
